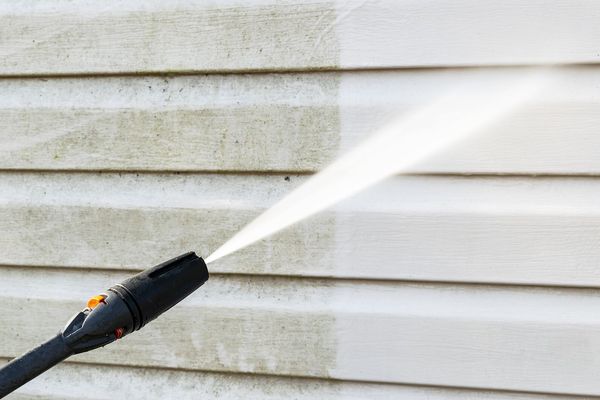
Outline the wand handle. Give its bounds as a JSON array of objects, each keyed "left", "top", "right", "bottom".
[{"left": 0, "top": 334, "right": 73, "bottom": 398}]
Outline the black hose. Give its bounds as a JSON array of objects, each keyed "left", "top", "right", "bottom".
[{"left": 0, "top": 334, "right": 72, "bottom": 398}]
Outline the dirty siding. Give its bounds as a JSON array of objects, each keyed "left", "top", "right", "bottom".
[{"left": 1, "top": 1, "right": 600, "bottom": 399}]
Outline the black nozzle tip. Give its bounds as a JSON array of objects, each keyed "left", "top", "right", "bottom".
[{"left": 110, "top": 252, "right": 208, "bottom": 330}]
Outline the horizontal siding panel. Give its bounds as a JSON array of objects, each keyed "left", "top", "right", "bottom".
[
  {"left": 0, "top": 73, "right": 339, "bottom": 172},
  {"left": 2, "top": 67, "right": 600, "bottom": 174},
  {"left": 5, "top": 362, "right": 587, "bottom": 400},
  {"left": 1, "top": 172, "right": 600, "bottom": 287},
  {"left": 3, "top": 268, "right": 600, "bottom": 395},
  {"left": 0, "top": 0, "right": 599, "bottom": 75}
]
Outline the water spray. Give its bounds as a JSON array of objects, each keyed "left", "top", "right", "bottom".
[
  {"left": 0, "top": 252, "right": 208, "bottom": 398},
  {"left": 207, "top": 70, "right": 549, "bottom": 264}
]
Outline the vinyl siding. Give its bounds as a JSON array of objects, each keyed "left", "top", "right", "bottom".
[{"left": 1, "top": 1, "right": 598, "bottom": 399}]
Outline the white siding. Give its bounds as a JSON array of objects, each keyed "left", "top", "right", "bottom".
[
  {"left": 6, "top": 361, "right": 590, "bottom": 400},
  {"left": 2, "top": 68, "right": 600, "bottom": 174},
  {"left": 0, "top": 0, "right": 599, "bottom": 74},
  {"left": 2, "top": 173, "right": 600, "bottom": 287},
  {"left": 0, "top": 1, "right": 598, "bottom": 399},
  {"left": 5, "top": 267, "right": 600, "bottom": 396}
]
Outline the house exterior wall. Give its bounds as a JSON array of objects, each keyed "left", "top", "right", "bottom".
[{"left": 1, "top": 1, "right": 599, "bottom": 398}]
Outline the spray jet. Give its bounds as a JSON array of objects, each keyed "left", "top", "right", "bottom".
[{"left": 0, "top": 252, "right": 208, "bottom": 398}]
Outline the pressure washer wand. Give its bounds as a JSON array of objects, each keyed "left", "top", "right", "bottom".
[{"left": 0, "top": 252, "right": 208, "bottom": 398}]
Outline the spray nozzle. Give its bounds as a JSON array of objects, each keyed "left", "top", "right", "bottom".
[
  {"left": 64, "top": 251, "right": 208, "bottom": 352},
  {"left": 0, "top": 252, "right": 209, "bottom": 397}
]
